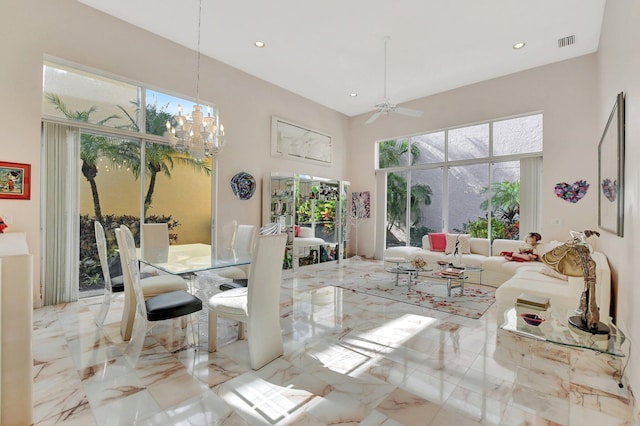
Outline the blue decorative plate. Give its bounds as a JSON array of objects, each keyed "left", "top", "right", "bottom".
[{"left": 230, "top": 172, "right": 256, "bottom": 200}]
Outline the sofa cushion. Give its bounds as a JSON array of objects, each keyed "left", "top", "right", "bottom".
[
  {"left": 457, "top": 253, "right": 484, "bottom": 268},
  {"left": 298, "top": 227, "right": 314, "bottom": 238},
  {"left": 501, "top": 261, "right": 544, "bottom": 275},
  {"left": 422, "top": 235, "right": 430, "bottom": 250},
  {"left": 540, "top": 265, "right": 569, "bottom": 281},
  {"left": 491, "top": 238, "right": 524, "bottom": 255},
  {"left": 495, "top": 271, "right": 583, "bottom": 317},
  {"left": 445, "top": 233, "right": 471, "bottom": 254},
  {"left": 428, "top": 233, "right": 446, "bottom": 252},
  {"left": 470, "top": 238, "right": 491, "bottom": 256},
  {"left": 480, "top": 255, "right": 508, "bottom": 273},
  {"left": 384, "top": 246, "right": 422, "bottom": 260}
]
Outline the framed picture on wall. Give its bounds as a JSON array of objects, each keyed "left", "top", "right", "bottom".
[
  {"left": 598, "top": 92, "right": 625, "bottom": 237},
  {"left": 352, "top": 191, "right": 371, "bottom": 218},
  {"left": 0, "top": 161, "right": 31, "bottom": 200},
  {"left": 271, "top": 116, "right": 332, "bottom": 166}
]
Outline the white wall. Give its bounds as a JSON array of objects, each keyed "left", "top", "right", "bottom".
[
  {"left": 596, "top": 0, "right": 640, "bottom": 400},
  {"left": 347, "top": 54, "right": 599, "bottom": 258},
  {"left": 4, "top": 2, "right": 637, "bottom": 399},
  {"left": 1, "top": 0, "right": 349, "bottom": 305}
]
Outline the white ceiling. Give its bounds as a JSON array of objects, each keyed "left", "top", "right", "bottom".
[{"left": 78, "top": 0, "right": 606, "bottom": 117}]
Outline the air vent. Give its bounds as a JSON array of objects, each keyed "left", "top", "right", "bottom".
[{"left": 558, "top": 35, "right": 575, "bottom": 48}]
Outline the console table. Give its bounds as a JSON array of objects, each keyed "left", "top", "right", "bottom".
[
  {"left": 501, "top": 305, "right": 627, "bottom": 386},
  {"left": 0, "top": 233, "right": 33, "bottom": 425}
]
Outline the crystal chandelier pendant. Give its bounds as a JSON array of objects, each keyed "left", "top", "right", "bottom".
[{"left": 163, "top": 0, "right": 226, "bottom": 159}]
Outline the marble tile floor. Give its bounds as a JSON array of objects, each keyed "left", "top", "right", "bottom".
[{"left": 32, "top": 259, "right": 637, "bottom": 425}]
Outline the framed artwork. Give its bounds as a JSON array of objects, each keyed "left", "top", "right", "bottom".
[
  {"left": 0, "top": 161, "right": 31, "bottom": 200},
  {"left": 598, "top": 92, "right": 625, "bottom": 237},
  {"left": 271, "top": 116, "right": 332, "bottom": 166},
  {"left": 352, "top": 191, "right": 371, "bottom": 218}
]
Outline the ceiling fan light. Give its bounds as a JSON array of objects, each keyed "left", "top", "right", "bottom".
[{"left": 366, "top": 36, "right": 424, "bottom": 124}]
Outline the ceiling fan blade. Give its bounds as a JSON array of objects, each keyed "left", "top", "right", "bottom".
[
  {"left": 365, "top": 110, "right": 384, "bottom": 124},
  {"left": 393, "top": 107, "right": 424, "bottom": 118}
]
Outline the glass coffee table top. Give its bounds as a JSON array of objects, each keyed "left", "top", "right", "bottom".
[{"left": 501, "top": 305, "right": 626, "bottom": 357}]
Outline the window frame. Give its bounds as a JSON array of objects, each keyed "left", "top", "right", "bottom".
[{"left": 376, "top": 112, "right": 543, "bottom": 250}]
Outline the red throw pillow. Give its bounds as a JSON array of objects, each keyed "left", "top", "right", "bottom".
[
  {"left": 428, "top": 233, "right": 446, "bottom": 252},
  {"left": 294, "top": 225, "right": 300, "bottom": 237}
]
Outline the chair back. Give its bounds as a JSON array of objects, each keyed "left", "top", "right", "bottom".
[
  {"left": 142, "top": 223, "right": 169, "bottom": 263},
  {"left": 116, "top": 225, "right": 148, "bottom": 320},
  {"left": 235, "top": 224, "right": 256, "bottom": 255},
  {"left": 259, "top": 222, "right": 280, "bottom": 235},
  {"left": 221, "top": 220, "right": 238, "bottom": 250},
  {"left": 246, "top": 233, "right": 287, "bottom": 367},
  {"left": 94, "top": 221, "right": 112, "bottom": 292}
]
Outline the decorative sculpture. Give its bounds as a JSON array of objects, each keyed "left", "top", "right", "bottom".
[{"left": 541, "top": 230, "right": 608, "bottom": 334}]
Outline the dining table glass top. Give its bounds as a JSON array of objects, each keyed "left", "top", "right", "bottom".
[{"left": 139, "top": 243, "right": 251, "bottom": 275}]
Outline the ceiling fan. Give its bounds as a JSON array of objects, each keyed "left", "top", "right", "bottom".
[{"left": 366, "top": 36, "right": 424, "bottom": 124}]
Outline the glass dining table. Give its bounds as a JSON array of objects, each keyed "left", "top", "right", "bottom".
[
  {"left": 139, "top": 243, "right": 251, "bottom": 274},
  {"left": 138, "top": 243, "right": 252, "bottom": 292}
]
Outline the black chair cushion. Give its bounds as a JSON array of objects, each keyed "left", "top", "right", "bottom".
[
  {"left": 219, "top": 279, "right": 248, "bottom": 291},
  {"left": 111, "top": 275, "right": 125, "bottom": 292},
  {"left": 145, "top": 290, "right": 202, "bottom": 322}
]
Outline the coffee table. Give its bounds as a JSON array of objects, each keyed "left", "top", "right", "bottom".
[
  {"left": 388, "top": 265, "right": 425, "bottom": 291},
  {"left": 422, "top": 266, "right": 482, "bottom": 296}
]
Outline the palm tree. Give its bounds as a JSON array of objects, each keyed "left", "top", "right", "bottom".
[
  {"left": 481, "top": 180, "right": 520, "bottom": 212},
  {"left": 481, "top": 180, "right": 520, "bottom": 224},
  {"left": 378, "top": 139, "right": 420, "bottom": 168},
  {"left": 380, "top": 140, "right": 432, "bottom": 237},
  {"left": 385, "top": 173, "right": 432, "bottom": 234},
  {"left": 118, "top": 101, "right": 212, "bottom": 214},
  {"left": 472, "top": 180, "right": 521, "bottom": 239},
  {"left": 45, "top": 93, "right": 121, "bottom": 222}
]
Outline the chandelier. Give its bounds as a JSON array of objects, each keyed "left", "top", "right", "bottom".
[
  {"left": 165, "top": 104, "right": 224, "bottom": 160},
  {"left": 164, "top": 0, "right": 226, "bottom": 160}
]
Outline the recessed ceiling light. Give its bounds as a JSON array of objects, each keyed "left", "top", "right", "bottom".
[
  {"left": 254, "top": 41, "right": 265, "bottom": 48},
  {"left": 513, "top": 42, "right": 526, "bottom": 49},
  {"left": 349, "top": 92, "right": 358, "bottom": 97}
]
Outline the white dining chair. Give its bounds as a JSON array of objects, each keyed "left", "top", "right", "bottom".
[
  {"left": 115, "top": 225, "right": 189, "bottom": 341},
  {"left": 207, "top": 233, "right": 287, "bottom": 370},
  {"left": 94, "top": 221, "right": 125, "bottom": 327},
  {"left": 235, "top": 224, "right": 257, "bottom": 254},
  {"left": 141, "top": 222, "right": 170, "bottom": 263},
  {"left": 116, "top": 225, "right": 202, "bottom": 366},
  {"left": 220, "top": 219, "right": 239, "bottom": 250},
  {"left": 217, "top": 224, "right": 257, "bottom": 282}
]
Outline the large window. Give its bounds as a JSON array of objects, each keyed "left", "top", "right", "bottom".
[
  {"left": 43, "top": 62, "right": 216, "bottom": 298},
  {"left": 378, "top": 114, "right": 542, "bottom": 248}
]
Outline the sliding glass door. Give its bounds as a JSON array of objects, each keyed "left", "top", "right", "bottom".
[
  {"left": 43, "top": 61, "right": 219, "bottom": 301},
  {"left": 79, "top": 135, "right": 141, "bottom": 297}
]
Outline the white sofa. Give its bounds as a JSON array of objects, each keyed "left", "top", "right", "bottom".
[
  {"left": 495, "top": 251, "right": 611, "bottom": 325},
  {"left": 382, "top": 234, "right": 612, "bottom": 326},
  {"left": 293, "top": 226, "right": 325, "bottom": 250},
  {"left": 293, "top": 227, "right": 326, "bottom": 267},
  {"left": 383, "top": 236, "right": 534, "bottom": 286},
  {"left": 0, "top": 232, "right": 33, "bottom": 425}
]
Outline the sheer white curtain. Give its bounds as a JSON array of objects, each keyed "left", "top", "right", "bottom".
[
  {"left": 519, "top": 156, "right": 542, "bottom": 239},
  {"left": 42, "top": 122, "right": 80, "bottom": 305}
]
